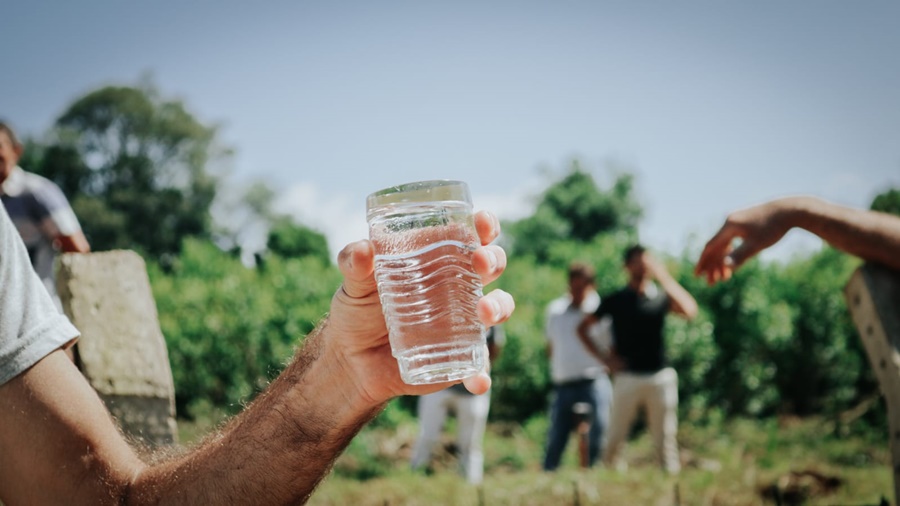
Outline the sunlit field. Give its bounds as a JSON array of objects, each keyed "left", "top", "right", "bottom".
[{"left": 180, "top": 410, "right": 891, "bottom": 506}]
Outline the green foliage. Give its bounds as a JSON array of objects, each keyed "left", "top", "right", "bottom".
[
  {"left": 677, "top": 246, "right": 875, "bottom": 420},
  {"left": 368, "top": 398, "right": 417, "bottom": 430},
  {"left": 539, "top": 167, "right": 637, "bottom": 240},
  {"left": 870, "top": 187, "right": 900, "bottom": 216},
  {"left": 149, "top": 238, "right": 340, "bottom": 419},
  {"left": 266, "top": 217, "right": 331, "bottom": 263},
  {"left": 18, "top": 141, "right": 91, "bottom": 198},
  {"left": 501, "top": 206, "right": 570, "bottom": 262},
  {"left": 504, "top": 161, "right": 641, "bottom": 261},
  {"left": 28, "top": 84, "right": 223, "bottom": 264},
  {"left": 683, "top": 259, "right": 790, "bottom": 416},
  {"left": 488, "top": 256, "right": 558, "bottom": 421},
  {"left": 777, "top": 249, "right": 868, "bottom": 415}
]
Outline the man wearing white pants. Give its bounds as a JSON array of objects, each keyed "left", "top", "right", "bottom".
[
  {"left": 605, "top": 366, "right": 680, "bottom": 472},
  {"left": 578, "top": 245, "right": 697, "bottom": 474},
  {"left": 410, "top": 326, "right": 504, "bottom": 484}
]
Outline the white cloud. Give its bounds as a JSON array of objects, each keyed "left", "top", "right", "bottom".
[
  {"left": 472, "top": 190, "right": 536, "bottom": 222},
  {"left": 471, "top": 176, "right": 544, "bottom": 222},
  {"left": 273, "top": 182, "right": 368, "bottom": 262}
]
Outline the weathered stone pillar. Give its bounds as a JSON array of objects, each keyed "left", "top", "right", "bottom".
[
  {"left": 56, "top": 250, "right": 178, "bottom": 448},
  {"left": 844, "top": 263, "right": 900, "bottom": 505}
]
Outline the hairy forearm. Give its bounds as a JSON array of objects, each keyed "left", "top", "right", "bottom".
[
  {"left": 128, "top": 321, "right": 382, "bottom": 505},
  {"left": 792, "top": 197, "right": 900, "bottom": 272}
]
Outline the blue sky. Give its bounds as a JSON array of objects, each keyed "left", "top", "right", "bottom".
[{"left": 6, "top": 1, "right": 899, "bottom": 261}]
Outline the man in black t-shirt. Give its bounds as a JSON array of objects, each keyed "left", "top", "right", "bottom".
[{"left": 578, "top": 244, "right": 697, "bottom": 474}]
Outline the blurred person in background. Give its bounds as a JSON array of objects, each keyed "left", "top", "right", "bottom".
[
  {"left": 0, "top": 120, "right": 90, "bottom": 309},
  {"left": 542, "top": 262, "right": 613, "bottom": 471},
  {"left": 410, "top": 325, "right": 505, "bottom": 484},
  {"left": 579, "top": 245, "right": 697, "bottom": 474}
]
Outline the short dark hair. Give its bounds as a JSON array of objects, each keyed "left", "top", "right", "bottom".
[
  {"left": 0, "top": 120, "right": 21, "bottom": 147},
  {"left": 568, "top": 261, "right": 596, "bottom": 282},
  {"left": 623, "top": 244, "right": 645, "bottom": 264}
]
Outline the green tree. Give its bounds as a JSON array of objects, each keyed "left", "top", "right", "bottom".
[
  {"left": 18, "top": 140, "right": 91, "bottom": 198},
  {"left": 871, "top": 187, "right": 900, "bottom": 216},
  {"left": 150, "top": 239, "right": 340, "bottom": 419},
  {"left": 30, "top": 83, "right": 225, "bottom": 264},
  {"left": 505, "top": 161, "right": 642, "bottom": 262},
  {"left": 266, "top": 217, "right": 330, "bottom": 263},
  {"left": 776, "top": 248, "right": 865, "bottom": 416},
  {"left": 540, "top": 165, "right": 641, "bottom": 241},
  {"left": 487, "top": 255, "right": 559, "bottom": 421},
  {"left": 685, "top": 259, "right": 792, "bottom": 416},
  {"left": 211, "top": 180, "right": 279, "bottom": 260}
]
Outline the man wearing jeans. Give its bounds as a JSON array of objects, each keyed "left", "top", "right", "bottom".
[
  {"left": 542, "top": 262, "right": 612, "bottom": 471},
  {"left": 578, "top": 245, "right": 697, "bottom": 474}
]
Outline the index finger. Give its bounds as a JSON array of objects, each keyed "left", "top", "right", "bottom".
[
  {"left": 474, "top": 210, "right": 500, "bottom": 246},
  {"left": 695, "top": 223, "right": 738, "bottom": 278}
]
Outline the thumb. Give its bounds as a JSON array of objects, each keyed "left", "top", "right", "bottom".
[{"left": 337, "top": 240, "right": 378, "bottom": 298}]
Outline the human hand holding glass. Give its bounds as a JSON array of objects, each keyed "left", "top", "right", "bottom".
[{"left": 325, "top": 205, "right": 513, "bottom": 407}]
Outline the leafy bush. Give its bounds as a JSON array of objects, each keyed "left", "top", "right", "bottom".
[{"left": 149, "top": 238, "right": 339, "bottom": 419}]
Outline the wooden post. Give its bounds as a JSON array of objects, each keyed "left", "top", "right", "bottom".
[{"left": 844, "top": 263, "right": 900, "bottom": 505}]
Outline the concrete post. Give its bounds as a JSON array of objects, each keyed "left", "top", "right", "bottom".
[{"left": 56, "top": 250, "right": 178, "bottom": 448}]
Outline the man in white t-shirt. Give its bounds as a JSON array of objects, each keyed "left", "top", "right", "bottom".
[
  {"left": 0, "top": 121, "right": 90, "bottom": 308},
  {"left": 542, "top": 262, "right": 612, "bottom": 470}
]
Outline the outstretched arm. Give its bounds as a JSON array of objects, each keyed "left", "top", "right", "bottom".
[
  {"left": 645, "top": 253, "right": 698, "bottom": 320},
  {"left": 0, "top": 210, "right": 514, "bottom": 505},
  {"left": 695, "top": 196, "right": 900, "bottom": 285}
]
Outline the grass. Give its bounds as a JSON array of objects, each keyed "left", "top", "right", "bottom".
[{"left": 178, "top": 412, "right": 892, "bottom": 506}]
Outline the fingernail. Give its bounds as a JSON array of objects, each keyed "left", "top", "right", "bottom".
[
  {"left": 487, "top": 249, "right": 498, "bottom": 270},
  {"left": 490, "top": 299, "right": 501, "bottom": 321}
]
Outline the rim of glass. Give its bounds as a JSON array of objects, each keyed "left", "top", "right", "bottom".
[{"left": 366, "top": 180, "right": 471, "bottom": 209}]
